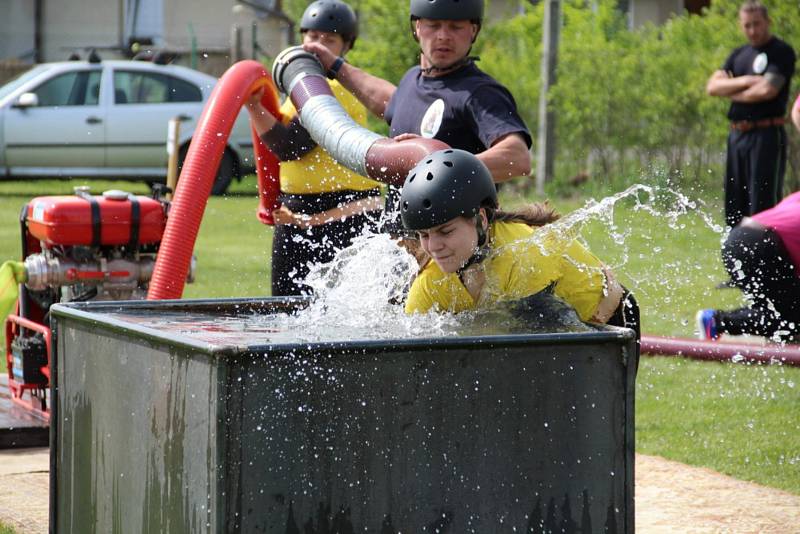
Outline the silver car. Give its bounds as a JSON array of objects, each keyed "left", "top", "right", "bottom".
[{"left": 0, "top": 59, "right": 255, "bottom": 194}]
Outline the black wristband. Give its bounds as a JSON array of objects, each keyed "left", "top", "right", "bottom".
[{"left": 327, "top": 56, "right": 345, "bottom": 80}]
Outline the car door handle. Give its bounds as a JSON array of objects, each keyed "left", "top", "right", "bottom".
[
  {"left": 86, "top": 116, "right": 102, "bottom": 124},
  {"left": 176, "top": 114, "right": 193, "bottom": 122}
]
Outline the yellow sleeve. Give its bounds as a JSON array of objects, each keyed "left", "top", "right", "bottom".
[
  {"left": 492, "top": 228, "right": 562, "bottom": 303},
  {"left": 494, "top": 228, "right": 605, "bottom": 322},
  {"left": 553, "top": 240, "right": 606, "bottom": 321}
]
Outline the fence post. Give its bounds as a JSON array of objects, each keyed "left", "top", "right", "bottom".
[
  {"left": 536, "top": 0, "right": 561, "bottom": 196},
  {"left": 166, "top": 118, "right": 181, "bottom": 200}
]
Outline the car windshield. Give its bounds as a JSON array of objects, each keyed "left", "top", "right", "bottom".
[{"left": 0, "top": 65, "right": 52, "bottom": 103}]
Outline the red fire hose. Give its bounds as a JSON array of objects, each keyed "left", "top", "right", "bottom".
[
  {"left": 147, "top": 60, "right": 281, "bottom": 300},
  {"left": 253, "top": 97, "right": 283, "bottom": 226},
  {"left": 641, "top": 335, "right": 800, "bottom": 366}
]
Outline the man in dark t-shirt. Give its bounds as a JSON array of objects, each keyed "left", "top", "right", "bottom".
[
  {"left": 706, "top": 0, "right": 796, "bottom": 228},
  {"left": 303, "top": 0, "right": 532, "bottom": 231}
]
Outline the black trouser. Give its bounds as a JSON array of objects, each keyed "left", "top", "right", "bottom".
[
  {"left": 607, "top": 289, "right": 640, "bottom": 377},
  {"left": 715, "top": 224, "right": 800, "bottom": 341},
  {"left": 724, "top": 125, "right": 786, "bottom": 228},
  {"left": 271, "top": 189, "right": 380, "bottom": 296}
]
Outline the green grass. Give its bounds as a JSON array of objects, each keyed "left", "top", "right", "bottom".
[
  {"left": 0, "top": 177, "right": 798, "bottom": 499},
  {"left": 637, "top": 356, "right": 800, "bottom": 494}
]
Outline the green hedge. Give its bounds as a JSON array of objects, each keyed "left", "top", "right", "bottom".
[{"left": 480, "top": 0, "right": 800, "bottom": 190}]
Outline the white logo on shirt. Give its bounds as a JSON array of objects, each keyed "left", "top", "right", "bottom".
[
  {"left": 753, "top": 52, "right": 768, "bottom": 74},
  {"left": 420, "top": 99, "right": 445, "bottom": 138}
]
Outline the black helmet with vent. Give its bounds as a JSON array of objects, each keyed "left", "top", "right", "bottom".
[
  {"left": 300, "top": 0, "right": 359, "bottom": 49},
  {"left": 409, "top": 0, "right": 484, "bottom": 23},
  {"left": 400, "top": 149, "right": 497, "bottom": 231}
]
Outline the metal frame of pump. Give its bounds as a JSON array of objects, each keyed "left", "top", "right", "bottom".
[{"left": 4, "top": 187, "right": 179, "bottom": 416}]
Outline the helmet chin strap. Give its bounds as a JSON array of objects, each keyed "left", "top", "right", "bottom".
[
  {"left": 457, "top": 214, "right": 490, "bottom": 276},
  {"left": 420, "top": 55, "right": 479, "bottom": 75}
]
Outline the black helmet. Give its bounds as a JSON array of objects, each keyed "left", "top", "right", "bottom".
[
  {"left": 409, "top": 0, "right": 484, "bottom": 24},
  {"left": 300, "top": 0, "right": 358, "bottom": 49},
  {"left": 400, "top": 149, "right": 497, "bottom": 231}
]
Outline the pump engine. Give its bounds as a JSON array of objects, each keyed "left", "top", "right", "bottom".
[{"left": 5, "top": 187, "right": 193, "bottom": 415}]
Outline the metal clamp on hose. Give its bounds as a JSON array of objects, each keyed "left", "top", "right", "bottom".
[{"left": 271, "top": 46, "right": 326, "bottom": 95}]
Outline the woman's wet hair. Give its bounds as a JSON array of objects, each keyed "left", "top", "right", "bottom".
[{"left": 488, "top": 201, "right": 561, "bottom": 227}]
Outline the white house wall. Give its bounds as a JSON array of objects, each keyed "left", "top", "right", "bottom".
[
  {"left": 125, "top": 0, "right": 165, "bottom": 46},
  {"left": 21, "top": 0, "right": 287, "bottom": 74},
  {"left": 41, "top": 0, "right": 123, "bottom": 61},
  {"left": 0, "top": 0, "right": 36, "bottom": 61},
  {"left": 163, "top": 1, "right": 287, "bottom": 57},
  {"left": 630, "top": 0, "right": 684, "bottom": 28}
]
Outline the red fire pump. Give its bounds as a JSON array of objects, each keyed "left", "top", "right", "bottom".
[{"left": 5, "top": 187, "right": 192, "bottom": 416}]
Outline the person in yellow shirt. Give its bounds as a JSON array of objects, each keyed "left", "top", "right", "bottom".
[
  {"left": 400, "top": 150, "right": 639, "bottom": 350},
  {"left": 246, "top": 0, "right": 382, "bottom": 296}
]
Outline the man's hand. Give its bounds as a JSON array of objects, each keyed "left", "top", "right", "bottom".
[
  {"left": 729, "top": 72, "right": 783, "bottom": 103},
  {"left": 246, "top": 86, "right": 265, "bottom": 110},
  {"left": 393, "top": 133, "right": 422, "bottom": 142},
  {"left": 272, "top": 205, "right": 311, "bottom": 228},
  {"left": 303, "top": 41, "right": 337, "bottom": 72},
  {"left": 245, "top": 86, "right": 278, "bottom": 136},
  {"left": 302, "top": 41, "right": 397, "bottom": 119}
]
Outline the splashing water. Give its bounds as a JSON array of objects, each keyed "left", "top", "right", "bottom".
[
  {"left": 110, "top": 182, "right": 795, "bottom": 350},
  {"left": 289, "top": 233, "right": 453, "bottom": 337},
  {"left": 261, "top": 182, "right": 731, "bottom": 343}
]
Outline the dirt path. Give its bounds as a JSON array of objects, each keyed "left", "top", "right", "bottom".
[
  {"left": 635, "top": 454, "right": 800, "bottom": 533},
  {"left": 1, "top": 449, "right": 798, "bottom": 533}
]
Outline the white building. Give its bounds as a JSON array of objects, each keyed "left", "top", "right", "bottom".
[{"left": 0, "top": 0, "right": 292, "bottom": 76}]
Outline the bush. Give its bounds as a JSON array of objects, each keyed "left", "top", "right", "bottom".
[{"left": 482, "top": 0, "right": 800, "bottom": 192}]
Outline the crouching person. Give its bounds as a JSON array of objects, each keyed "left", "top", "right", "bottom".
[{"left": 696, "top": 190, "right": 800, "bottom": 342}]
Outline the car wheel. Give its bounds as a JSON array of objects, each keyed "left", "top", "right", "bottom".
[{"left": 178, "top": 146, "right": 237, "bottom": 196}]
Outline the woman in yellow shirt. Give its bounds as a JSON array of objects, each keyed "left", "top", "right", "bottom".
[
  {"left": 246, "top": 0, "right": 382, "bottom": 296},
  {"left": 400, "top": 149, "right": 638, "bottom": 345}
]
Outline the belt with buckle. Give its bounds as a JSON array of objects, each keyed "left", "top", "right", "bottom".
[{"left": 730, "top": 117, "right": 786, "bottom": 132}]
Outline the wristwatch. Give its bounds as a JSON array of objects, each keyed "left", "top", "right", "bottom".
[{"left": 327, "top": 57, "right": 345, "bottom": 80}]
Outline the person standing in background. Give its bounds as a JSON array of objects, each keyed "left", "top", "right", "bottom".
[
  {"left": 696, "top": 191, "right": 800, "bottom": 343},
  {"left": 246, "top": 0, "right": 383, "bottom": 296},
  {"left": 706, "top": 0, "right": 795, "bottom": 228}
]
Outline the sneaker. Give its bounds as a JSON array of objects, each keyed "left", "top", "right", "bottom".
[{"left": 695, "top": 309, "right": 719, "bottom": 340}]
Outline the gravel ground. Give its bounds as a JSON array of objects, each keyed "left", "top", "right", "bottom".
[{"left": 1, "top": 449, "right": 798, "bottom": 533}]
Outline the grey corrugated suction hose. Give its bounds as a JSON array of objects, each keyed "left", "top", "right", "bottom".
[{"left": 271, "top": 46, "right": 449, "bottom": 186}]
